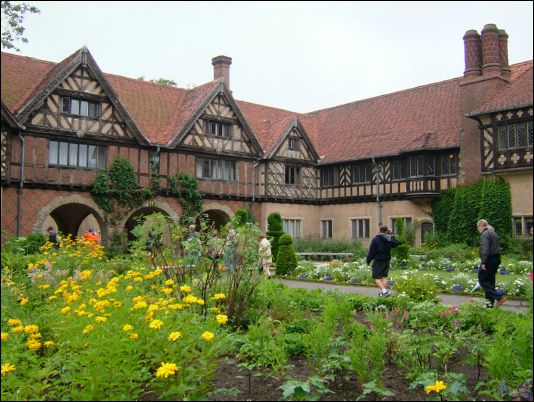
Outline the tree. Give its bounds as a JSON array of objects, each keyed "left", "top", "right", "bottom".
[
  {"left": 137, "top": 76, "right": 177, "bottom": 87},
  {"left": 1, "top": 1, "right": 40, "bottom": 52},
  {"left": 266, "top": 212, "right": 284, "bottom": 262},
  {"left": 275, "top": 234, "right": 298, "bottom": 276}
]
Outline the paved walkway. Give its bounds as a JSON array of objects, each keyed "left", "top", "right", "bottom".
[{"left": 274, "top": 278, "right": 530, "bottom": 313}]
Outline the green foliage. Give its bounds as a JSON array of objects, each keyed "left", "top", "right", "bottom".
[
  {"left": 506, "top": 236, "right": 533, "bottom": 260},
  {"left": 276, "top": 234, "right": 298, "bottom": 276},
  {"left": 394, "top": 272, "right": 439, "bottom": 301},
  {"left": 2, "top": 232, "right": 47, "bottom": 255},
  {"left": 479, "top": 177, "right": 513, "bottom": 251},
  {"left": 391, "top": 218, "right": 410, "bottom": 262},
  {"left": 267, "top": 212, "right": 284, "bottom": 262},
  {"left": 91, "top": 157, "right": 148, "bottom": 225},
  {"left": 168, "top": 172, "right": 203, "bottom": 224},
  {"left": 431, "top": 189, "right": 455, "bottom": 237},
  {"left": 279, "top": 376, "right": 332, "bottom": 401},
  {"left": 447, "top": 182, "right": 483, "bottom": 246},
  {"left": 234, "top": 207, "right": 255, "bottom": 227},
  {"left": 1, "top": 1, "right": 40, "bottom": 52}
]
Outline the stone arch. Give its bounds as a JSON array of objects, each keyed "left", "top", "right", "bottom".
[
  {"left": 199, "top": 202, "right": 234, "bottom": 230},
  {"left": 33, "top": 195, "right": 107, "bottom": 245},
  {"left": 118, "top": 200, "right": 180, "bottom": 239}
]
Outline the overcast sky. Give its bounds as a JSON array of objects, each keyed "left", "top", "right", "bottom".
[{"left": 9, "top": 1, "right": 534, "bottom": 113}]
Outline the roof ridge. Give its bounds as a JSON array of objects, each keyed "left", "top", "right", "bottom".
[
  {"left": 104, "top": 71, "right": 189, "bottom": 92},
  {"left": 1, "top": 51, "right": 56, "bottom": 66},
  {"left": 236, "top": 99, "right": 303, "bottom": 115}
]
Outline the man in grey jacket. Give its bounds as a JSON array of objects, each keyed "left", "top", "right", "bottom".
[{"left": 477, "top": 219, "right": 507, "bottom": 308}]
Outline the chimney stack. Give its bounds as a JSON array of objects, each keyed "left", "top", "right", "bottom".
[
  {"left": 463, "top": 30, "right": 482, "bottom": 77},
  {"left": 463, "top": 24, "right": 510, "bottom": 81},
  {"left": 212, "top": 55, "right": 232, "bottom": 89}
]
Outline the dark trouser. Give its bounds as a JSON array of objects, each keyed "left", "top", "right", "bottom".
[{"left": 478, "top": 255, "right": 501, "bottom": 305}]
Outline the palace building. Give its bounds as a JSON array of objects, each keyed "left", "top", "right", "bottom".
[{"left": 1, "top": 24, "right": 532, "bottom": 246}]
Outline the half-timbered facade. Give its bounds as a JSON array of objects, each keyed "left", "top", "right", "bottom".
[{"left": 1, "top": 23, "right": 532, "bottom": 245}]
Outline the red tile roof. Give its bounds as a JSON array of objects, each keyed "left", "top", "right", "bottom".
[
  {"left": 469, "top": 61, "right": 533, "bottom": 115},
  {"left": 2, "top": 51, "right": 532, "bottom": 164}
]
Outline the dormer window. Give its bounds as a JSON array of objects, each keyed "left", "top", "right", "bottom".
[
  {"left": 62, "top": 97, "right": 100, "bottom": 119},
  {"left": 288, "top": 137, "right": 300, "bottom": 151},
  {"left": 204, "top": 120, "right": 231, "bottom": 138}
]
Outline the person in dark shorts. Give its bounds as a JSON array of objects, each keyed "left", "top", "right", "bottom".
[{"left": 366, "top": 225, "right": 399, "bottom": 297}]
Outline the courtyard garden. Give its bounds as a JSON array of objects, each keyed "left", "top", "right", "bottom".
[{"left": 1, "top": 214, "right": 533, "bottom": 401}]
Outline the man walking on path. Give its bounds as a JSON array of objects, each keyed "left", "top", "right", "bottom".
[
  {"left": 366, "top": 225, "right": 399, "bottom": 297},
  {"left": 477, "top": 219, "right": 507, "bottom": 308}
]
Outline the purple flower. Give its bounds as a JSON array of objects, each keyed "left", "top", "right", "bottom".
[
  {"left": 451, "top": 284, "right": 463, "bottom": 292},
  {"left": 298, "top": 273, "right": 306, "bottom": 279},
  {"left": 499, "top": 269, "right": 510, "bottom": 275},
  {"left": 420, "top": 264, "right": 428, "bottom": 270},
  {"left": 323, "top": 275, "right": 333, "bottom": 281},
  {"left": 351, "top": 278, "right": 361, "bottom": 284},
  {"left": 446, "top": 266, "right": 456, "bottom": 272},
  {"left": 387, "top": 280, "right": 394, "bottom": 286}
]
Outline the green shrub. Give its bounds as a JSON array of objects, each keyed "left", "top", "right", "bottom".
[
  {"left": 2, "top": 233, "right": 47, "bottom": 255},
  {"left": 505, "top": 236, "right": 533, "bottom": 259},
  {"left": 267, "top": 212, "right": 284, "bottom": 262},
  {"left": 395, "top": 272, "right": 439, "bottom": 301},
  {"left": 276, "top": 234, "right": 298, "bottom": 276}
]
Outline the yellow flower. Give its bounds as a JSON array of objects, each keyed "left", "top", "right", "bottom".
[
  {"left": 61, "top": 306, "right": 71, "bottom": 314},
  {"left": 216, "top": 314, "right": 228, "bottom": 325},
  {"left": 165, "top": 279, "right": 174, "bottom": 286},
  {"left": 179, "top": 285, "right": 191, "bottom": 293},
  {"left": 123, "top": 324, "right": 134, "bottom": 332},
  {"left": 129, "top": 333, "right": 139, "bottom": 340},
  {"left": 82, "top": 325, "right": 94, "bottom": 334},
  {"left": 95, "top": 316, "right": 107, "bottom": 323},
  {"left": 7, "top": 319, "right": 22, "bottom": 326},
  {"left": 1, "top": 332, "right": 9, "bottom": 341},
  {"left": 27, "top": 339, "right": 42, "bottom": 349},
  {"left": 43, "top": 341, "right": 55, "bottom": 347},
  {"left": 38, "top": 284, "right": 50, "bottom": 289},
  {"left": 149, "top": 319, "right": 164, "bottom": 329},
  {"left": 1, "top": 363, "right": 16, "bottom": 376},
  {"left": 27, "top": 263, "right": 35, "bottom": 269},
  {"left": 425, "top": 380, "right": 447, "bottom": 394},
  {"left": 20, "top": 298, "right": 28, "bottom": 305},
  {"left": 211, "top": 293, "right": 226, "bottom": 300},
  {"left": 201, "top": 331, "right": 214, "bottom": 342},
  {"left": 24, "top": 325, "right": 39, "bottom": 334},
  {"left": 11, "top": 326, "right": 24, "bottom": 333},
  {"left": 29, "top": 332, "right": 42, "bottom": 339},
  {"left": 133, "top": 277, "right": 143, "bottom": 282},
  {"left": 168, "top": 331, "right": 182, "bottom": 342},
  {"left": 80, "top": 270, "right": 92, "bottom": 280},
  {"left": 126, "top": 285, "right": 133, "bottom": 291},
  {"left": 155, "top": 362, "right": 178, "bottom": 379}
]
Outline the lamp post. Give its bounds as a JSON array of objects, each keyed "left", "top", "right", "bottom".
[{"left": 371, "top": 157, "right": 383, "bottom": 226}]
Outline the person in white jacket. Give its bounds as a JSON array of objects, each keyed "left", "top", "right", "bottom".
[{"left": 258, "top": 234, "right": 273, "bottom": 278}]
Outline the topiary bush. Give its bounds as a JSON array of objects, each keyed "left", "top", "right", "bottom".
[
  {"left": 276, "top": 234, "right": 298, "bottom": 276},
  {"left": 267, "top": 212, "right": 284, "bottom": 262}
]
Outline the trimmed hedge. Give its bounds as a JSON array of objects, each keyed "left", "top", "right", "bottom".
[{"left": 276, "top": 233, "right": 298, "bottom": 276}]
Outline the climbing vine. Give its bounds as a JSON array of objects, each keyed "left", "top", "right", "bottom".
[
  {"left": 168, "top": 172, "right": 203, "bottom": 224},
  {"left": 91, "top": 157, "right": 151, "bottom": 225}
]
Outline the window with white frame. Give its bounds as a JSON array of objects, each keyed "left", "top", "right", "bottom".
[
  {"left": 351, "top": 218, "right": 370, "bottom": 239},
  {"left": 195, "top": 158, "right": 236, "bottom": 181},
  {"left": 48, "top": 140, "right": 106, "bottom": 169},
  {"left": 62, "top": 97, "right": 100, "bottom": 119},
  {"left": 389, "top": 217, "right": 413, "bottom": 235},
  {"left": 513, "top": 216, "right": 533, "bottom": 236},
  {"left": 321, "top": 220, "right": 332, "bottom": 239},
  {"left": 283, "top": 219, "right": 301, "bottom": 239}
]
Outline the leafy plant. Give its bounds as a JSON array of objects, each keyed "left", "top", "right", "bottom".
[
  {"left": 279, "top": 376, "right": 332, "bottom": 401},
  {"left": 276, "top": 234, "right": 298, "bottom": 276}
]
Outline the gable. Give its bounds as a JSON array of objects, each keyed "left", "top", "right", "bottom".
[
  {"left": 180, "top": 91, "right": 259, "bottom": 156},
  {"left": 27, "top": 65, "right": 138, "bottom": 140},
  {"left": 273, "top": 125, "right": 317, "bottom": 162}
]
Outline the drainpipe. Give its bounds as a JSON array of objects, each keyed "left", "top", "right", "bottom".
[
  {"left": 249, "top": 159, "right": 260, "bottom": 215},
  {"left": 16, "top": 124, "right": 26, "bottom": 237}
]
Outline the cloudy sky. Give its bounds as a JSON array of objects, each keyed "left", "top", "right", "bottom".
[{"left": 8, "top": 1, "right": 534, "bottom": 113}]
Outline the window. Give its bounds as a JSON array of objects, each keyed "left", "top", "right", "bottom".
[
  {"left": 149, "top": 151, "right": 160, "bottom": 174},
  {"left": 351, "top": 218, "right": 370, "bottom": 239},
  {"left": 321, "top": 220, "right": 332, "bottom": 239},
  {"left": 513, "top": 216, "right": 533, "bottom": 236},
  {"left": 283, "top": 219, "right": 301, "bottom": 239},
  {"left": 389, "top": 217, "right": 412, "bottom": 235},
  {"left": 285, "top": 165, "right": 300, "bottom": 185},
  {"left": 390, "top": 159, "right": 406, "bottom": 181},
  {"left": 62, "top": 97, "right": 100, "bottom": 118},
  {"left": 48, "top": 140, "right": 106, "bottom": 170},
  {"left": 195, "top": 158, "right": 236, "bottom": 181},
  {"left": 204, "top": 120, "right": 231, "bottom": 138},
  {"left": 288, "top": 137, "right": 300, "bottom": 151},
  {"left": 441, "top": 154, "right": 457, "bottom": 176},
  {"left": 321, "top": 167, "right": 338, "bottom": 187},
  {"left": 409, "top": 156, "right": 424, "bottom": 177},
  {"left": 351, "top": 163, "right": 372, "bottom": 183},
  {"left": 497, "top": 121, "right": 533, "bottom": 150}
]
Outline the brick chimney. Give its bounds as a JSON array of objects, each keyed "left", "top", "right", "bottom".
[
  {"left": 212, "top": 55, "right": 232, "bottom": 89},
  {"left": 481, "top": 23, "right": 501, "bottom": 77},
  {"left": 463, "top": 29, "right": 482, "bottom": 78},
  {"left": 498, "top": 29, "right": 511, "bottom": 80}
]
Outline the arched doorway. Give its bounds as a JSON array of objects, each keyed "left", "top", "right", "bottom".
[
  {"left": 124, "top": 207, "right": 170, "bottom": 242},
  {"left": 198, "top": 209, "right": 231, "bottom": 231},
  {"left": 421, "top": 221, "right": 434, "bottom": 244}
]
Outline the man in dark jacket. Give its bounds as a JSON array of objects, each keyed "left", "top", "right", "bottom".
[
  {"left": 367, "top": 225, "right": 399, "bottom": 297},
  {"left": 477, "top": 219, "right": 506, "bottom": 308}
]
